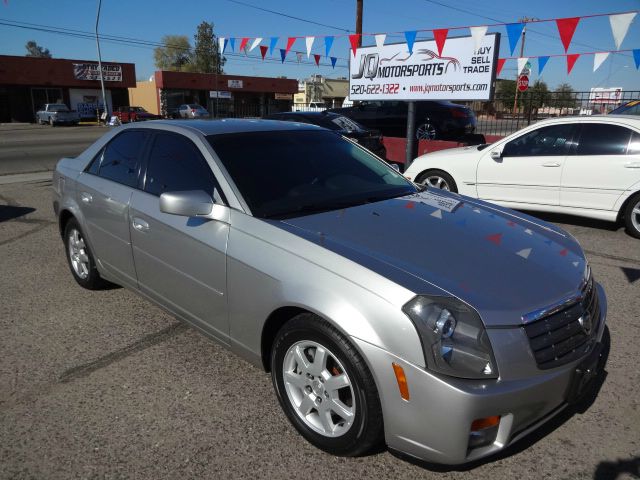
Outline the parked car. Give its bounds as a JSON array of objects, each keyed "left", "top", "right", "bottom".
[
  {"left": 291, "top": 102, "right": 326, "bottom": 113},
  {"left": 329, "top": 100, "right": 476, "bottom": 140},
  {"left": 609, "top": 100, "right": 640, "bottom": 116},
  {"left": 114, "top": 106, "right": 161, "bottom": 123},
  {"left": 404, "top": 115, "right": 640, "bottom": 238},
  {"left": 263, "top": 111, "right": 387, "bottom": 160},
  {"left": 53, "top": 119, "right": 606, "bottom": 465},
  {"left": 36, "top": 103, "right": 80, "bottom": 126},
  {"left": 177, "top": 104, "right": 209, "bottom": 118}
]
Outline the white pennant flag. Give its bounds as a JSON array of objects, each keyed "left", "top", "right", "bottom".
[
  {"left": 517, "top": 57, "right": 529, "bottom": 75},
  {"left": 609, "top": 12, "right": 636, "bottom": 49},
  {"left": 305, "top": 36, "right": 315, "bottom": 58},
  {"left": 219, "top": 37, "right": 225, "bottom": 53},
  {"left": 375, "top": 34, "right": 386, "bottom": 48},
  {"left": 593, "top": 52, "right": 610, "bottom": 72},
  {"left": 249, "top": 37, "right": 262, "bottom": 52},
  {"left": 469, "top": 25, "right": 488, "bottom": 53}
]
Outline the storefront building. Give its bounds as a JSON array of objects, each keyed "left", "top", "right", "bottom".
[{"left": 0, "top": 55, "right": 135, "bottom": 122}]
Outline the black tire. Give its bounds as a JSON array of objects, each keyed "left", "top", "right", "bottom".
[
  {"left": 271, "top": 313, "right": 383, "bottom": 456},
  {"left": 415, "top": 169, "right": 458, "bottom": 193},
  {"left": 63, "top": 218, "right": 108, "bottom": 290},
  {"left": 623, "top": 192, "right": 640, "bottom": 239}
]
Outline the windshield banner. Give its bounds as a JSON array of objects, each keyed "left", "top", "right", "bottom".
[
  {"left": 73, "top": 63, "right": 122, "bottom": 82},
  {"left": 349, "top": 33, "right": 499, "bottom": 101}
]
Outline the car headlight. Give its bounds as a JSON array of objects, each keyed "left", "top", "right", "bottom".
[{"left": 402, "top": 296, "right": 498, "bottom": 379}]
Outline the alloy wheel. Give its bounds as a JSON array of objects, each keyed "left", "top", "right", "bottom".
[
  {"left": 421, "top": 175, "right": 451, "bottom": 190},
  {"left": 632, "top": 198, "right": 640, "bottom": 233},
  {"left": 416, "top": 123, "right": 437, "bottom": 140},
  {"left": 68, "top": 228, "right": 90, "bottom": 279}
]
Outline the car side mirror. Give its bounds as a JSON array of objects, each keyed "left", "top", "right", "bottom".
[
  {"left": 490, "top": 149, "right": 502, "bottom": 161},
  {"left": 160, "top": 190, "right": 214, "bottom": 217}
]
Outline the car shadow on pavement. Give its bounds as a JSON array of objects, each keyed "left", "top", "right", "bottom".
[
  {"left": 390, "top": 327, "right": 611, "bottom": 472},
  {"left": 0, "top": 205, "right": 36, "bottom": 222},
  {"left": 593, "top": 457, "right": 640, "bottom": 479},
  {"left": 518, "top": 210, "right": 621, "bottom": 233}
]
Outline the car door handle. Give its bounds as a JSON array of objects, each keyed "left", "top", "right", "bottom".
[
  {"left": 132, "top": 217, "right": 149, "bottom": 232},
  {"left": 80, "top": 192, "right": 92, "bottom": 204},
  {"left": 541, "top": 162, "right": 561, "bottom": 167},
  {"left": 624, "top": 162, "right": 640, "bottom": 169}
]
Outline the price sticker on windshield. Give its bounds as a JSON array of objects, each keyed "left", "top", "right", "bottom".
[{"left": 405, "top": 191, "right": 461, "bottom": 213}]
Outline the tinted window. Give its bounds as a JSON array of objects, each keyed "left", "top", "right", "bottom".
[
  {"left": 207, "top": 130, "right": 415, "bottom": 219},
  {"left": 144, "top": 133, "right": 219, "bottom": 198},
  {"left": 576, "top": 124, "right": 631, "bottom": 155},
  {"left": 628, "top": 132, "right": 640, "bottom": 155},
  {"left": 96, "top": 130, "right": 149, "bottom": 187},
  {"left": 503, "top": 124, "right": 574, "bottom": 157}
]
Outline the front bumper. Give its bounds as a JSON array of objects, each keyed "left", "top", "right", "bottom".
[{"left": 353, "top": 283, "right": 607, "bottom": 465}]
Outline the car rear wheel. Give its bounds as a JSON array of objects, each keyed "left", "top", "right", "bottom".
[
  {"left": 415, "top": 169, "right": 458, "bottom": 193},
  {"left": 63, "top": 218, "right": 109, "bottom": 290},
  {"left": 271, "top": 313, "right": 383, "bottom": 456},
  {"left": 623, "top": 193, "right": 640, "bottom": 239},
  {"left": 416, "top": 122, "right": 438, "bottom": 140}
]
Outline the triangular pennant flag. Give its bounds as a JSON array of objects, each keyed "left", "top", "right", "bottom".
[
  {"left": 469, "top": 25, "right": 488, "bottom": 53},
  {"left": 259, "top": 45, "right": 268, "bottom": 60},
  {"left": 496, "top": 58, "right": 506, "bottom": 76},
  {"left": 305, "top": 36, "right": 314, "bottom": 58},
  {"left": 240, "top": 38, "right": 250, "bottom": 52},
  {"left": 313, "top": 54, "right": 321, "bottom": 67},
  {"left": 375, "top": 33, "right": 386, "bottom": 48},
  {"left": 296, "top": 52, "right": 303, "bottom": 63},
  {"left": 219, "top": 37, "right": 226, "bottom": 54},
  {"left": 285, "top": 37, "right": 296, "bottom": 55},
  {"left": 593, "top": 52, "right": 609, "bottom": 72},
  {"left": 348, "top": 34, "right": 361, "bottom": 56},
  {"left": 609, "top": 12, "right": 636, "bottom": 50},
  {"left": 431, "top": 209, "right": 443, "bottom": 219},
  {"left": 269, "top": 37, "right": 278, "bottom": 55},
  {"left": 324, "top": 36, "right": 334, "bottom": 58},
  {"left": 249, "top": 37, "right": 262, "bottom": 52},
  {"left": 506, "top": 23, "right": 525, "bottom": 55},
  {"left": 516, "top": 248, "right": 532, "bottom": 260},
  {"left": 634, "top": 49, "right": 640, "bottom": 69},
  {"left": 280, "top": 48, "right": 287, "bottom": 63},
  {"left": 330, "top": 56, "right": 337, "bottom": 68},
  {"left": 433, "top": 29, "right": 448, "bottom": 56},
  {"left": 404, "top": 30, "right": 417, "bottom": 55},
  {"left": 229, "top": 38, "right": 236, "bottom": 52},
  {"left": 566, "top": 53, "right": 580, "bottom": 74},
  {"left": 517, "top": 57, "right": 529, "bottom": 75},
  {"left": 556, "top": 17, "right": 580, "bottom": 53},
  {"left": 538, "top": 56, "right": 549, "bottom": 75}
]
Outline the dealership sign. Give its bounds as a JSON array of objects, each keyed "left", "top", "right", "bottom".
[
  {"left": 589, "top": 87, "right": 623, "bottom": 104},
  {"left": 349, "top": 33, "right": 499, "bottom": 101},
  {"left": 73, "top": 64, "right": 122, "bottom": 82}
]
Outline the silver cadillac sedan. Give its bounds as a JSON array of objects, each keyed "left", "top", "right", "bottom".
[{"left": 52, "top": 119, "right": 606, "bottom": 465}]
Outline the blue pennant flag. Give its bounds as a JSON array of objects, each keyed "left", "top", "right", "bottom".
[
  {"left": 325, "top": 36, "right": 334, "bottom": 58},
  {"left": 330, "top": 56, "right": 337, "bottom": 69},
  {"left": 280, "top": 48, "right": 287, "bottom": 63},
  {"left": 505, "top": 23, "right": 525, "bottom": 55},
  {"left": 269, "top": 37, "right": 278, "bottom": 56},
  {"left": 229, "top": 37, "right": 236, "bottom": 52},
  {"left": 223, "top": 38, "right": 229, "bottom": 53},
  {"left": 404, "top": 30, "right": 417, "bottom": 55},
  {"left": 538, "top": 56, "right": 550, "bottom": 75},
  {"left": 634, "top": 49, "right": 640, "bottom": 69}
]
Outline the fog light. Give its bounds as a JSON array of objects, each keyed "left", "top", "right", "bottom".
[{"left": 468, "top": 416, "right": 500, "bottom": 450}]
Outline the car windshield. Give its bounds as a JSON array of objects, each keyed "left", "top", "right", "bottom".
[
  {"left": 49, "top": 104, "right": 69, "bottom": 112},
  {"left": 207, "top": 130, "right": 417, "bottom": 219}
]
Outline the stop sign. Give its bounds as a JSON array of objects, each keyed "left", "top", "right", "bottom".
[{"left": 518, "top": 75, "right": 529, "bottom": 92}]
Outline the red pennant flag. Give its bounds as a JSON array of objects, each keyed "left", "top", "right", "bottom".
[
  {"left": 496, "top": 58, "right": 506, "bottom": 76},
  {"left": 566, "top": 53, "right": 580, "bottom": 74},
  {"left": 285, "top": 37, "right": 296, "bottom": 55},
  {"left": 433, "top": 28, "right": 449, "bottom": 56},
  {"left": 239, "top": 37, "right": 249, "bottom": 52},
  {"left": 259, "top": 45, "right": 268, "bottom": 59},
  {"left": 559, "top": 248, "right": 568, "bottom": 256},
  {"left": 349, "top": 34, "right": 361, "bottom": 56},
  {"left": 556, "top": 17, "right": 580, "bottom": 53},
  {"left": 486, "top": 233, "right": 503, "bottom": 245},
  {"left": 313, "top": 54, "right": 321, "bottom": 66}
]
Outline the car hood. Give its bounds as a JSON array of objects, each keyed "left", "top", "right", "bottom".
[
  {"left": 276, "top": 190, "right": 587, "bottom": 327},
  {"left": 418, "top": 145, "right": 486, "bottom": 160}
]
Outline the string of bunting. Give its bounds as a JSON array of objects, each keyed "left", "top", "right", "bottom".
[{"left": 217, "top": 10, "right": 638, "bottom": 72}]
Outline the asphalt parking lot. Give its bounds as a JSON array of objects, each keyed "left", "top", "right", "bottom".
[{"left": 0, "top": 126, "right": 639, "bottom": 479}]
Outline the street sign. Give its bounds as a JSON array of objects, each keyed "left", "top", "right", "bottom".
[{"left": 517, "top": 75, "right": 529, "bottom": 92}]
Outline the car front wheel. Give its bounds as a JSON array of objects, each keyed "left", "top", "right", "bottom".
[
  {"left": 415, "top": 169, "right": 458, "bottom": 192},
  {"left": 623, "top": 193, "right": 640, "bottom": 239},
  {"left": 271, "top": 313, "right": 383, "bottom": 456}
]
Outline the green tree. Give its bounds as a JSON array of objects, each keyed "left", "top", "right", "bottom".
[
  {"left": 25, "top": 40, "right": 51, "bottom": 58},
  {"left": 154, "top": 35, "right": 192, "bottom": 71},
  {"left": 554, "top": 83, "right": 577, "bottom": 110},
  {"left": 191, "top": 21, "right": 225, "bottom": 74}
]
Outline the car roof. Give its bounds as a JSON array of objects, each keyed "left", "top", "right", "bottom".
[
  {"left": 120, "top": 118, "right": 324, "bottom": 135},
  {"left": 527, "top": 115, "right": 640, "bottom": 128}
]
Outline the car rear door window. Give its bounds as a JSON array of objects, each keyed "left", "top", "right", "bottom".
[
  {"left": 92, "top": 130, "right": 149, "bottom": 187},
  {"left": 144, "top": 132, "right": 220, "bottom": 198},
  {"left": 575, "top": 123, "right": 632, "bottom": 155},
  {"left": 629, "top": 132, "right": 640, "bottom": 155},
  {"left": 503, "top": 124, "right": 575, "bottom": 157}
]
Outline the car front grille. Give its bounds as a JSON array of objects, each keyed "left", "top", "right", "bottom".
[{"left": 524, "top": 277, "right": 600, "bottom": 370}]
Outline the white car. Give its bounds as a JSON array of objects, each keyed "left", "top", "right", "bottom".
[{"left": 404, "top": 115, "right": 640, "bottom": 238}]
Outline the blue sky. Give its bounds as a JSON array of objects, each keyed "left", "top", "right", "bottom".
[{"left": 0, "top": 0, "right": 638, "bottom": 91}]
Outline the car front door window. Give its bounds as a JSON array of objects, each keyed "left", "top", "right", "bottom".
[{"left": 503, "top": 124, "right": 575, "bottom": 157}]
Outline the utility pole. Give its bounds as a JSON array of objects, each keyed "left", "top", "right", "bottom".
[
  {"left": 512, "top": 16, "right": 536, "bottom": 120},
  {"left": 356, "top": 0, "right": 363, "bottom": 47},
  {"left": 95, "top": 0, "right": 109, "bottom": 124}
]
